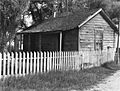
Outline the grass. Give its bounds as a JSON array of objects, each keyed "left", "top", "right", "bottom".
[{"left": 0, "top": 61, "right": 120, "bottom": 91}]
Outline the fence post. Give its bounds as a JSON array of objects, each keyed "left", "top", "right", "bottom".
[{"left": 0, "top": 53, "right": 2, "bottom": 79}]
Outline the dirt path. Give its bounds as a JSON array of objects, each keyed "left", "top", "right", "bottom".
[{"left": 83, "top": 70, "right": 120, "bottom": 91}]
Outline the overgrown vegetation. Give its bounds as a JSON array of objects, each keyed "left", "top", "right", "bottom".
[{"left": 0, "top": 61, "right": 119, "bottom": 91}]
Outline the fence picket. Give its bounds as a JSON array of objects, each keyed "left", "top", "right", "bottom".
[
  {"left": 63, "top": 52, "right": 66, "bottom": 70},
  {"left": 34, "top": 52, "right": 37, "bottom": 74},
  {"left": 7, "top": 52, "right": 10, "bottom": 76},
  {"left": 11, "top": 52, "right": 14, "bottom": 75},
  {"left": 30, "top": 52, "right": 33, "bottom": 73},
  {"left": 3, "top": 53, "right": 6, "bottom": 76},
  {"left": 19, "top": 52, "right": 22, "bottom": 75},
  {"left": 52, "top": 52, "right": 55, "bottom": 70},
  {"left": 56, "top": 52, "right": 59, "bottom": 70},
  {"left": 23, "top": 52, "right": 26, "bottom": 75},
  {"left": 60, "top": 52, "right": 63, "bottom": 70},
  {"left": 69, "top": 52, "right": 72, "bottom": 69},
  {"left": 67, "top": 52, "right": 70, "bottom": 69},
  {"left": 40, "top": 52, "right": 43, "bottom": 73},
  {"left": 54, "top": 52, "right": 57, "bottom": 71},
  {"left": 43, "top": 52, "right": 46, "bottom": 73},
  {"left": 73, "top": 52, "right": 76, "bottom": 70},
  {"left": 49, "top": 52, "right": 52, "bottom": 71},
  {"left": 0, "top": 53, "right": 2, "bottom": 78},
  {"left": 37, "top": 52, "right": 40, "bottom": 73},
  {"left": 0, "top": 50, "right": 116, "bottom": 79},
  {"left": 15, "top": 52, "right": 18, "bottom": 75},
  {"left": 26, "top": 52, "right": 29, "bottom": 74},
  {"left": 47, "top": 52, "right": 49, "bottom": 72},
  {"left": 65, "top": 52, "right": 67, "bottom": 70}
]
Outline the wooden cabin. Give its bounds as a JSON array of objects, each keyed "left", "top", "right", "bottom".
[{"left": 16, "top": 9, "right": 118, "bottom": 52}]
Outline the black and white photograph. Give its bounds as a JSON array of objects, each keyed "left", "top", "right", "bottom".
[{"left": 0, "top": 0, "right": 120, "bottom": 91}]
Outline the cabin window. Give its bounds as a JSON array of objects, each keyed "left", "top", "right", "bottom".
[{"left": 94, "top": 30, "right": 103, "bottom": 51}]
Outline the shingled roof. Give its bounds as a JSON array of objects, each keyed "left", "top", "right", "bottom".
[{"left": 18, "top": 9, "right": 118, "bottom": 34}]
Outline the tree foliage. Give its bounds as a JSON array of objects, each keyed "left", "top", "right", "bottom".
[
  {"left": 0, "top": 0, "right": 29, "bottom": 52},
  {"left": 1, "top": 0, "right": 120, "bottom": 52},
  {"left": 73, "top": 0, "right": 120, "bottom": 24}
]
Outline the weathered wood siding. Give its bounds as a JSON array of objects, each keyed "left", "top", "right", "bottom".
[
  {"left": 62, "top": 28, "right": 78, "bottom": 51},
  {"left": 79, "top": 14, "right": 116, "bottom": 51}
]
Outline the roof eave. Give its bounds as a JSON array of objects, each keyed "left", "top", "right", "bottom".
[{"left": 78, "top": 8, "right": 118, "bottom": 33}]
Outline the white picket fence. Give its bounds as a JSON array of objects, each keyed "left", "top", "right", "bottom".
[{"left": 0, "top": 50, "right": 115, "bottom": 79}]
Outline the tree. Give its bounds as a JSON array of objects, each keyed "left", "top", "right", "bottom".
[
  {"left": 0, "top": 0, "right": 30, "bottom": 52},
  {"left": 20, "top": 0, "right": 54, "bottom": 28},
  {"left": 76, "top": 0, "right": 120, "bottom": 24}
]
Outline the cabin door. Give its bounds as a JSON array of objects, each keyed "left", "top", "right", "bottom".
[{"left": 94, "top": 30, "right": 103, "bottom": 51}]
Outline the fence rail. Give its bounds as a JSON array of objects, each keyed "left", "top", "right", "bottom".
[{"left": 0, "top": 50, "right": 116, "bottom": 79}]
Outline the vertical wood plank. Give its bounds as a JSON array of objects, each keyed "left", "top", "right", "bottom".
[
  {"left": 26, "top": 52, "right": 29, "bottom": 74},
  {"left": 19, "top": 52, "right": 22, "bottom": 75},
  {"left": 11, "top": 52, "right": 14, "bottom": 76},
  {"left": 54, "top": 52, "right": 57, "bottom": 71},
  {"left": 49, "top": 52, "right": 52, "bottom": 71},
  {"left": 43, "top": 52, "right": 46, "bottom": 73},
  {"left": 0, "top": 53, "right": 2, "bottom": 78},
  {"left": 71, "top": 52, "right": 73, "bottom": 70},
  {"left": 7, "top": 52, "right": 10, "bottom": 76},
  {"left": 23, "top": 52, "right": 26, "bottom": 75},
  {"left": 69, "top": 52, "right": 72, "bottom": 70},
  {"left": 65, "top": 52, "right": 67, "bottom": 70},
  {"left": 30, "top": 52, "right": 32, "bottom": 73},
  {"left": 34, "top": 52, "right": 36, "bottom": 74},
  {"left": 73, "top": 52, "right": 75, "bottom": 70},
  {"left": 58, "top": 52, "right": 60, "bottom": 70},
  {"left": 3, "top": 53, "right": 6, "bottom": 76},
  {"left": 67, "top": 52, "right": 69, "bottom": 69},
  {"left": 47, "top": 52, "right": 49, "bottom": 72},
  {"left": 15, "top": 52, "right": 18, "bottom": 76},
  {"left": 63, "top": 51, "right": 65, "bottom": 70},
  {"left": 60, "top": 52, "right": 63, "bottom": 70},
  {"left": 40, "top": 52, "right": 43, "bottom": 73},
  {"left": 37, "top": 52, "right": 40, "bottom": 73},
  {"left": 52, "top": 52, "right": 55, "bottom": 70},
  {"left": 56, "top": 52, "right": 59, "bottom": 70},
  {"left": 74, "top": 52, "right": 77, "bottom": 70}
]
